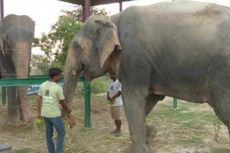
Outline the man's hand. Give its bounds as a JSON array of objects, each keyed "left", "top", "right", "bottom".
[
  {"left": 67, "top": 112, "right": 76, "bottom": 129},
  {"left": 110, "top": 96, "right": 115, "bottom": 101},
  {"left": 36, "top": 95, "right": 42, "bottom": 119},
  {"left": 60, "top": 100, "right": 72, "bottom": 117},
  {"left": 108, "top": 97, "right": 115, "bottom": 105},
  {"left": 107, "top": 92, "right": 110, "bottom": 101},
  {"left": 37, "top": 114, "right": 43, "bottom": 119}
]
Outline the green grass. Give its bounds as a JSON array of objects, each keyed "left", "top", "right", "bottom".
[
  {"left": 212, "top": 148, "right": 230, "bottom": 153},
  {"left": 14, "top": 148, "right": 31, "bottom": 153},
  {"left": 1, "top": 96, "right": 229, "bottom": 152},
  {"left": 151, "top": 101, "right": 220, "bottom": 125},
  {"left": 90, "top": 76, "right": 110, "bottom": 94},
  {"left": 148, "top": 100, "right": 225, "bottom": 148},
  {"left": 74, "top": 76, "right": 110, "bottom": 99}
]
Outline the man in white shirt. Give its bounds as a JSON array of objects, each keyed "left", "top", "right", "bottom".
[{"left": 107, "top": 73, "right": 123, "bottom": 136}]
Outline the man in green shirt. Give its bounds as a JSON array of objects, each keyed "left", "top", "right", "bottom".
[{"left": 36, "top": 67, "right": 71, "bottom": 153}]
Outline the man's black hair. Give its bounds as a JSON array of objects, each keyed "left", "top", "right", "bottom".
[{"left": 49, "top": 67, "right": 62, "bottom": 79}]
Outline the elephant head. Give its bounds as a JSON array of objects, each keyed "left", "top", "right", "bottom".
[
  {"left": 0, "top": 14, "right": 35, "bottom": 122},
  {"left": 63, "top": 15, "right": 121, "bottom": 104},
  {"left": 0, "top": 14, "right": 34, "bottom": 78}
]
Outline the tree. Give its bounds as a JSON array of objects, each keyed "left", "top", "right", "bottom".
[{"left": 33, "top": 7, "right": 107, "bottom": 74}]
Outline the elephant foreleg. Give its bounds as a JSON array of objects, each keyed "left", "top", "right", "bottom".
[
  {"left": 17, "top": 87, "right": 34, "bottom": 122},
  {"left": 6, "top": 87, "right": 19, "bottom": 124},
  {"left": 123, "top": 88, "right": 150, "bottom": 153}
]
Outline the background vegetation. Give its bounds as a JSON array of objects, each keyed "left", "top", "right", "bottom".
[
  {"left": 32, "top": 7, "right": 109, "bottom": 94},
  {"left": 32, "top": 7, "right": 107, "bottom": 74}
]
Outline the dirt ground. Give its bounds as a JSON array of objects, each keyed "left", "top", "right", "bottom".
[{"left": 0, "top": 95, "right": 229, "bottom": 153}]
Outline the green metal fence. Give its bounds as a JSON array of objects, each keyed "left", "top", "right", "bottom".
[
  {"left": 0, "top": 75, "right": 178, "bottom": 128},
  {"left": 0, "top": 75, "right": 91, "bottom": 128}
]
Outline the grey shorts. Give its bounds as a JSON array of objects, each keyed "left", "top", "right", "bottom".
[{"left": 110, "top": 106, "right": 122, "bottom": 120}]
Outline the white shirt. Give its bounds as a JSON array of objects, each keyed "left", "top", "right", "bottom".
[{"left": 108, "top": 79, "right": 123, "bottom": 106}]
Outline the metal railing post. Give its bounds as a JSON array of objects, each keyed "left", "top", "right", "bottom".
[
  {"left": 83, "top": 77, "right": 91, "bottom": 128},
  {"left": 173, "top": 97, "right": 177, "bottom": 109},
  {"left": 82, "top": 0, "right": 91, "bottom": 128},
  {"left": 2, "top": 87, "right": 6, "bottom": 105},
  {"left": 1, "top": 0, "right": 5, "bottom": 105},
  {"left": 0, "top": 0, "right": 4, "bottom": 20}
]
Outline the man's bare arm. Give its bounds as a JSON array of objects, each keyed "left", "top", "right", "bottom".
[
  {"left": 60, "top": 100, "right": 72, "bottom": 115},
  {"left": 36, "top": 95, "right": 42, "bottom": 117},
  {"left": 107, "top": 92, "right": 111, "bottom": 100},
  {"left": 111, "top": 91, "right": 121, "bottom": 100}
]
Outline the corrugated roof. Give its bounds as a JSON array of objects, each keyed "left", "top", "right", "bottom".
[{"left": 59, "top": 0, "right": 136, "bottom": 6}]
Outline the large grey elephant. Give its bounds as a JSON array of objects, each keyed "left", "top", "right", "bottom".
[
  {"left": 63, "top": 1, "right": 230, "bottom": 152},
  {"left": 0, "top": 14, "right": 35, "bottom": 123}
]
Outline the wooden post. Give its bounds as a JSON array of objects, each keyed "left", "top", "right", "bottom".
[{"left": 119, "top": 0, "right": 123, "bottom": 12}]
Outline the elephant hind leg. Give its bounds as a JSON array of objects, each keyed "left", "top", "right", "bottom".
[
  {"left": 145, "top": 94, "right": 165, "bottom": 144},
  {"left": 145, "top": 94, "right": 165, "bottom": 117},
  {"left": 210, "top": 97, "right": 230, "bottom": 149}
]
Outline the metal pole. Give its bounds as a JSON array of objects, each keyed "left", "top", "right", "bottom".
[
  {"left": 173, "top": 97, "right": 177, "bottom": 109},
  {"left": 0, "top": 0, "right": 4, "bottom": 20},
  {"left": 0, "top": 0, "right": 5, "bottom": 105},
  {"left": 83, "top": 0, "right": 91, "bottom": 21},
  {"left": 119, "top": 0, "right": 123, "bottom": 12},
  {"left": 82, "top": 0, "right": 91, "bottom": 128},
  {"left": 2, "top": 87, "right": 6, "bottom": 105},
  {"left": 83, "top": 78, "right": 91, "bottom": 128}
]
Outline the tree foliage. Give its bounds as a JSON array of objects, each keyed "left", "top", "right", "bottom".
[{"left": 32, "top": 7, "right": 107, "bottom": 74}]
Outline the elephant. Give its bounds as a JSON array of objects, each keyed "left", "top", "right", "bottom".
[
  {"left": 63, "top": 1, "right": 230, "bottom": 152},
  {"left": 0, "top": 14, "right": 35, "bottom": 123}
]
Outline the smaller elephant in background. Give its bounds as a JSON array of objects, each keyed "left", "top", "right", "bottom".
[{"left": 0, "top": 14, "right": 35, "bottom": 123}]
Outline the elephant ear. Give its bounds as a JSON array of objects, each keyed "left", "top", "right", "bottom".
[{"left": 95, "top": 20, "right": 122, "bottom": 69}]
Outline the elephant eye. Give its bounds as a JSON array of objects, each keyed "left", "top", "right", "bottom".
[{"left": 73, "top": 41, "right": 82, "bottom": 49}]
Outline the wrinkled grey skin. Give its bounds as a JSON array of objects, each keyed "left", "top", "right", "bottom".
[
  {"left": 0, "top": 14, "right": 35, "bottom": 123},
  {"left": 64, "top": 1, "right": 230, "bottom": 152}
]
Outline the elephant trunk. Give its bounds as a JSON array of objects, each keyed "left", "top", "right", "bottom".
[
  {"left": 63, "top": 46, "right": 82, "bottom": 106},
  {"left": 15, "top": 41, "right": 33, "bottom": 122}
]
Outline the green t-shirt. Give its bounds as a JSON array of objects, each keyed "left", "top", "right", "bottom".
[{"left": 38, "top": 81, "right": 65, "bottom": 118}]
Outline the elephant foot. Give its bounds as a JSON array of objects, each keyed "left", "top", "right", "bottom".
[
  {"left": 6, "top": 106, "right": 20, "bottom": 124},
  {"left": 21, "top": 109, "right": 34, "bottom": 122},
  {"left": 5, "top": 113, "right": 20, "bottom": 124},
  {"left": 126, "top": 144, "right": 150, "bottom": 153},
  {"left": 146, "top": 125, "right": 157, "bottom": 144}
]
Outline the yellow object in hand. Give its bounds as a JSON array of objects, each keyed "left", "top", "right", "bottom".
[{"left": 34, "top": 117, "right": 44, "bottom": 127}]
